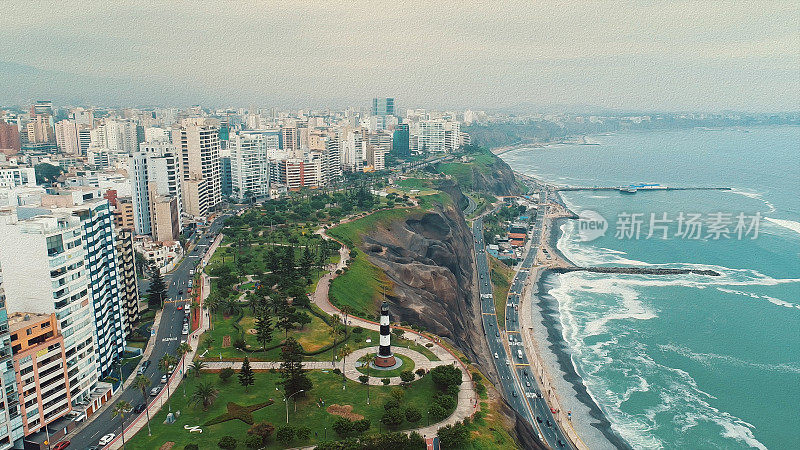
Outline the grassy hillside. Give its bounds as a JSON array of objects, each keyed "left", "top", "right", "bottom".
[{"left": 488, "top": 255, "right": 514, "bottom": 330}]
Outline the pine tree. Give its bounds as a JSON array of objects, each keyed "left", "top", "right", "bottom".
[
  {"left": 255, "top": 309, "right": 273, "bottom": 350},
  {"left": 147, "top": 262, "right": 167, "bottom": 309},
  {"left": 280, "top": 338, "right": 312, "bottom": 398},
  {"left": 238, "top": 356, "right": 255, "bottom": 392}
]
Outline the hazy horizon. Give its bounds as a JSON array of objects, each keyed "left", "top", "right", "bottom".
[{"left": 1, "top": 1, "right": 798, "bottom": 112}]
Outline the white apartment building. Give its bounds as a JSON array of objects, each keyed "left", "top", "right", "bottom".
[
  {"left": 130, "top": 141, "right": 183, "bottom": 236},
  {"left": 54, "top": 120, "right": 80, "bottom": 155},
  {"left": 0, "top": 166, "right": 36, "bottom": 188},
  {"left": 173, "top": 121, "right": 221, "bottom": 218},
  {"left": 0, "top": 267, "right": 24, "bottom": 449},
  {"left": 229, "top": 132, "right": 270, "bottom": 202},
  {"left": 413, "top": 119, "right": 462, "bottom": 153},
  {"left": 0, "top": 211, "right": 100, "bottom": 411}
]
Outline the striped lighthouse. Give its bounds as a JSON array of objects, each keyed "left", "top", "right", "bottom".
[{"left": 374, "top": 301, "right": 397, "bottom": 367}]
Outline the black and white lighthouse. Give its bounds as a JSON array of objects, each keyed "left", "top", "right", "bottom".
[{"left": 374, "top": 301, "right": 397, "bottom": 367}]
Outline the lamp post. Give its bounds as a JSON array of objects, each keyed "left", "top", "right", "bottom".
[{"left": 280, "top": 389, "right": 305, "bottom": 423}]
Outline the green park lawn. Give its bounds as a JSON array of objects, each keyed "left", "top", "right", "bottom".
[{"left": 125, "top": 369, "right": 451, "bottom": 449}]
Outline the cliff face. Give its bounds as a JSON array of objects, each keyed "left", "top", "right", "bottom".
[
  {"left": 359, "top": 186, "right": 491, "bottom": 367},
  {"left": 472, "top": 155, "right": 520, "bottom": 197}
]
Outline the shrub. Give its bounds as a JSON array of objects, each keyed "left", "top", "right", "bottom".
[
  {"left": 434, "top": 393, "right": 457, "bottom": 411},
  {"left": 233, "top": 337, "right": 247, "bottom": 350},
  {"left": 332, "top": 417, "right": 353, "bottom": 437},
  {"left": 438, "top": 420, "right": 470, "bottom": 449},
  {"left": 428, "top": 403, "right": 448, "bottom": 422},
  {"left": 415, "top": 368, "right": 426, "bottom": 377},
  {"left": 352, "top": 326, "right": 363, "bottom": 334},
  {"left": 381, "top": 378, "right": 390, "bottom": 385},
  {"left": 399, "top": 370, "right": 415, "bottom": 384},
  {"left": 405, "top": 406, "right": 422, "bottom": 423},
  {"left": 219, "top": 367, "right": 235, "bottom": 383},
  {"left": 245, "top": 433, "right": 264, "bottom": 449},
  {"left": 390, "top": 388, "right": 405, "bottom": 402},
  {"left": 353, "top": 418, "right": 371, "bottom": 434},
  {"left": 276, "top": 425, "right": 295, "bottom": 444},
  {"left": 184, "top": 445, "right": 199, "bottom": 450},
  {"left": 447, "top": 384, "right": 460, "bottom": 397},
  {"left": 247, "top": 421, "right": 275, "bottom": 441},
  {"left": 358, "top": 375, "right": 369, "bottom": 384},
  {"left": 332, "top": 368, "right": 341, "bottom": 375},
  {"left": 217, "top": 436, "right": 237, "bottom": 449},
  {"left": 296, "top": 425, "right": 311, "bottom": 441},
  {"left": 381, "top": 408, "right": 404, "bottom": 427},
  {"left": 384, "top": 398, "right": 400, "bottom": 411}
]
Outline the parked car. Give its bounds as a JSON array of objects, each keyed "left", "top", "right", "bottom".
[
  {"left": 52, "top": 441, "right": 70, "bottom": 450},
  {"left": 133, "top": 403, "right": 146, "bottom": 413},
  {"left": 138, "top": 360, "right": 150, "bottom": 374},
  {"left": 160, "top": 374, "right": 168, "bottom": 384},
  {"left": 98, "top": 434, "right": 115, "bottom": 445},
  {"left": 149, "top": 386, "right": 162, "bottom": 396}
]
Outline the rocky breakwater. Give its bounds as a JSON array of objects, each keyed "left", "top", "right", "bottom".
[{"left": 552, "top": 266, "right": 722, "bottom": 276}]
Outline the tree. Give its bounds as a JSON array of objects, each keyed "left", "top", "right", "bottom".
[
  {"left": 239, "top": 356, "right": 255, "bottom": 392},
  {"left": 244, "top": 434, "right": 264, "bottom": 449},
  {"left": 254, "top": 308, "right": 273, "bottom": 350},
  {"left": 295, "top": 425, "right": 311, "bottom": 441},
  {"left": 158, "top": 353, "right": 177, "bottom": 410},
  {"left": 147, "top": 262, "right": 167, "bottom": 309},
  {"left": 34, "top": 162, "right": 64, "bottom": 185},
  {"left": 329, "top": 317, "right": 343, "bottom": 366},
  {"left": 217, "top": 435, "right": 237, "bottom": 449},
  {"left": 280, "top": 338, "right": 312, "bottom": 398},
  {"left": 430, "top": 365, "right": 462, "bottom": 390},
  {"left": 405, "top": 406, "right": 422, "bottom": 424},
  {"left": 332, "top": 417, "right": 353, "bottom": 437},
  {"left": 133, "top": 375, "right": 152, "bottom": 435},
  {"left": 177, "top": 342, "right": 193, "bottom": 396},
  {"left": 189, "top": 360, "right": 206, "bottom": 378},
  {"left": 381, "top": 407, "right": 404, "bottom": 427},
  {"left": 381, "top": 378, "right": 390, "bottom": 386},
  {"left": 276, "top": 425, "right": 295, "bottom": 445},
  {"left": 438, "top": 421, "right": 470, "bottom": 449},
  {"left": 190, "top": 381, "right": 219, "bottom": 410},
  {"left": 428, "top": 403, "right": 448, "bottom": 422},
  {"left": 112, "top": 400, "right": 132, "bottom": 449},
  {"left": 219, "top": 367, "right": 235, "bottom": 383},
  {"left": 400, "top": 370, "right": 415, "bottom": 385},
  {"left": 390, "top": 388, "right": 405, "bottom": 402}
]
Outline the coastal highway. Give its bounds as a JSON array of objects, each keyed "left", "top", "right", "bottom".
[
  {"left": 65, "top": 207, "right": 239, "bottom": 449},
  {"left": 472, "top": 190, "right": 574, "bottom": 449}
]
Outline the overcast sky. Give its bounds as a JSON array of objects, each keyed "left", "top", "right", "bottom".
[{"left": 1, "top": 1, "right": 798, "bottom": 111}]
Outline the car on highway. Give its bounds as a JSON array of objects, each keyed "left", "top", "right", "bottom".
[
  {"left": 177, "top": 290, "right": 183, "bottom": 295},
  {"left": 495, "top": 331, "right": 499, "bottom": 337},
  {"left": 526, "top": 381, "right": 531, "bottom": 387},
  {"left": 133, "top": 403, "right": 146, "bottom": 413},
  {"left": 52, "top": 441, "right": 70, "bottom": 450},
  {"left": 546, "top": 419, "right": 552, "bottom": 427},
  {"left": 160, "top": 374, "right": 168, "bottom": 384},
  {"left": 557, "top": 439, "right": 566, "bottom": 447},
  {"left": 511, "top": 391, "right": 517, "bottom": 397},
  {"left": 177, "top": 305, "right": 183, "bottom": 310},
  {"left": 536, "top": 416, "right": 542, "bottom": 423},
  {"left": 149, "top": 386, "right": 162, "bottom": 396},
  {"left": 493, "top": 352, "right": 498, "bottom": 359},
  {"left": 138, "top": 360, "right": 151, "bottom": 374},
  {"left": 98, "top": 434, "right": 115, "bottom": 446}
]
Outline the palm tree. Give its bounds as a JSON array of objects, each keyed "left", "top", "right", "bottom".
[
  {"left": 205, "top": 293, "right": 221, "bottom": 330},
  {"left": 190, "top": 381, "right": 219, "bottom": 411},
  {"left": 189, "top": 360, "right": 206, "bottom": 378},
  {"left": 340, "top": 305, "right": 353, "bottom": 334},
  {"left": 158, "top": 353, "right": 178, "bottom": 411},
  {"left": 112, "top": 400, "right": 132, "bottom": 449},
  {"left": 329, "top": 316, "right": 342, "bottom": 368},
  {"left": 177, "top": 342, "right": 193, "bottom": 396},
  {"left": 133, "top": 375, "right": 152, "bottom": 436},
  {"left": 339, "top": 343, "right": 353, "bottom": 388}
]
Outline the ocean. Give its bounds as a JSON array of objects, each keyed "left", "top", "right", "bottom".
[{"left": 501, "top": 126, "right": 800, "bottom": 449}]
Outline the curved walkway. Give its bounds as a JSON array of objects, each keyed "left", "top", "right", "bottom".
[{"left": 314, "top": 225, "right": 479, "bottom": 437}]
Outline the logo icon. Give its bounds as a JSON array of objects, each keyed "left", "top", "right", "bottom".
[{"left": 577, "top": 210, "right": 607, "bottom": 241}]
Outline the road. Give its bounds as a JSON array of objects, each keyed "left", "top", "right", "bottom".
[
  {"left": 471, "top": 187, "right": 573, "bottom": 449},
  {"left": 65, "top": 207, "right": 240, "bottom": 449}
]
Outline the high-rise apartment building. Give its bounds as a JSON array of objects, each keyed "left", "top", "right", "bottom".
[
  {"left": 130, "top": 141, "right": 183, "bottom": 236},
  {"left": 9, "top": 312, "right": 71, "bottom": 436},
  {"left": 372, "top": 98, "right": 395, "bottom": 116},
  {"left": 0, "top": 120, "right": 21, "bottom": 155},
  {"left": 323, "top": 136, "right": 342, "bottom": 185},
  {"left": 0, "top": 266, "right": 24, "bottom": 449},
  {"left": 229, "top": 132, "right": 269, "bottom": 202},
  {"left": 40, "top": 190, "right": 126, "bottom": 378},
  {"left": 54, "top": 120, "right": 80, "bottom": 155},
  {"left": 26, "top": 116, "right": 54, "bottom": 144},
  {"left": 173, "top": 121, "right": 221, "bottom": 218},
  {"left": 0, "top": 211, "right": 100, "bottom": 411},
  {"left": 115, "top": 228, "right": 139, "bottom": 336},
  {"left": 392, "top": 123, "right": 410, "bottom": 157}
]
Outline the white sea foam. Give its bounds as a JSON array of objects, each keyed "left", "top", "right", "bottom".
[
  {"left": 716, "top": 287, "right": 800, "bottom": 310},
  {"left": 764, "top": 216, "right": 800, "bottom": 236},
  {"left": 729, "top": 188, "right": 777, "bottom": 213},
  {"left": 660, "top": 343, "right": 800, "bottom": 374}
]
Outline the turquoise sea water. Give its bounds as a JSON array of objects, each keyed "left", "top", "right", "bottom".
[{"left": 501, "top": 127, "right": 800, "bottom": 449}]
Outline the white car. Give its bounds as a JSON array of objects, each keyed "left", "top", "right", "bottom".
[
  {"left": 149, "top": 386, "right": 162, "bottom": 396},
  {"left": 493, "top": 352, "right": 498, "bottom": 359},
  {"left": 98, "top": 433, "right": 115, "bottom": 445},
  {"left": 160, "top": 374, "right": 168, "bottom": 384}
]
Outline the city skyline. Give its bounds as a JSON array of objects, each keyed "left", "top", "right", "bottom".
[{"left": 1, "top": 1, "right": 798, "bottom": 112}]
